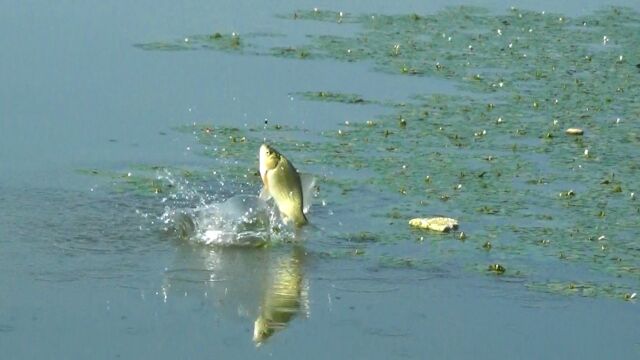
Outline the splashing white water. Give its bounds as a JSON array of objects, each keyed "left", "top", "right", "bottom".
[{"left": 156, "top": 169, "right": 318, "bottom": 246}]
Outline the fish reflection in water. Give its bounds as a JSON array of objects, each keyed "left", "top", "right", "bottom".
[
  {"left": 253, "top": 245, "right": 308, "bottom": 344},
  {"left": 159, "top": 154, "right": 313, "bottom": 342},
  {"left": 162, "top": 243, "right": 308, "bottom": 344}
]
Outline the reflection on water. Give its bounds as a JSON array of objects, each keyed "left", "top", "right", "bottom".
[
  {"left": 163, "top": 242, "right": 307, "bottom": 344},
  {"left": 253, "top": 245, "right": 308, "bottom": 344}
]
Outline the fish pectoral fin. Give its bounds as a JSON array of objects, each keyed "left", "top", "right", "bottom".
[{"left": 259, "top": 186, "right": 272, "bottom": 201}]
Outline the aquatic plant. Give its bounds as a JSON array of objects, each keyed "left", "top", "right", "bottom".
[{"left": 129, "top": 6, "right": 640, "bottom": 300}]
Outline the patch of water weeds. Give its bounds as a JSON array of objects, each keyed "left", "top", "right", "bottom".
[
  {"left": 134, "top": 31, "right": 285, "bottom": 55},
  {"left": 293, "top": 91, "right": 375, "bottom": 105},
  {"left": 526, "top": 281, "right": 636, "bottom": 301},
  {"left": 133, "top": 6, "right": 640, "bottom": 300}
]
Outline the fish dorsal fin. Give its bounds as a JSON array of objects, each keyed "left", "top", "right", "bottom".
[{"left": 299, "top": 173, "right": 316, "bottom": 214}]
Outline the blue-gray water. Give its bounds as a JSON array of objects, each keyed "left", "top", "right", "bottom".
[{"left": 1, "top": 1, "right": 639, "bottom": 359}]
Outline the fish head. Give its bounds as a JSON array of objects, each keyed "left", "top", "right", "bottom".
[
  {"left": 259, "top": 144, "right": 281, "bottom": 184},
  {"left": 253, "top": 315, "right": 274, "bottom": 344}
]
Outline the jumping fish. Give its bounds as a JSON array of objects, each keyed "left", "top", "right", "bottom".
[{"left": 259, "top": 144, "right": 308, "bottom": 226}]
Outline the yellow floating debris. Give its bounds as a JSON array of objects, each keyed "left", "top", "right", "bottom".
[
  {"left": 409, "top": 217, "right": 459, "bottom": 232},
  {"left": 565, "top": 128, "right": 584, "bottom": 135}
]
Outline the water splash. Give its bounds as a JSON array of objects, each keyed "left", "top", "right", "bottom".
[
  {"left": 164, "top": 195, "right": 275, "bottom": 246},
  {"left": 154, "top": 168, "right": 318, "bottom": 246}
]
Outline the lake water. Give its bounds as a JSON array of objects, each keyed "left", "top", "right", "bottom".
[{"left": 1, "top": 1, "right": 639, "bottom": 359}]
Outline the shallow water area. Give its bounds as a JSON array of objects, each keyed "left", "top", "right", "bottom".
[{"left": 2, "top": 0, "right": 640, "bottom": 359}]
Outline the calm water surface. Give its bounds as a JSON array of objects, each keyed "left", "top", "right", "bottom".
[{"left": 1, "top": 1, "right": 639, "bottom": 359}]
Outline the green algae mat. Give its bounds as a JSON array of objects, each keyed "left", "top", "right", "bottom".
[{"left": 124, "top": 6, "right": 640, "bottom": 301}]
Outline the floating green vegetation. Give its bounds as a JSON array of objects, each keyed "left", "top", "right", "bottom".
[
  {"left": 134, "top": 32, "right": 287, "bottom": 55},
  {"left": 132, "top": 6, "right": 640, "bottom": 300},
  {"left": 377, "top": 255, "right": 443, "bottom": 273},
  {"left": 78, "top": 165, "right": 208, "bottom": 196},
  {"left": 276, "top": 9, "right": 359, "bottom": 24},
  {"left": 526, "top": 281, "right": 636, "bottom": 301},
  {"left": 488, "top": 263, "right": 506, "bottom": 274},
  {"left": 344, "top": 231, "right": 381, "bottom": 243},
  {"left": 293, "top": 91, "right": 373, "bottom": 105}
]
